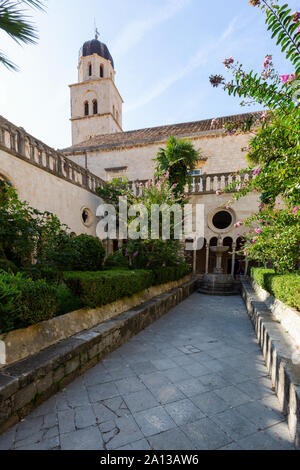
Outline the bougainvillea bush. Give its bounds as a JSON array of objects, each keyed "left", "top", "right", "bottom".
[{"left": 210, "top": 0, "right": 300, "bottom": 273}]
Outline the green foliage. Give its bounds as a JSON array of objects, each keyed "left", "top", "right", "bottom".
[
  {"left": 0, "top": 180, "right": 70, "bottom": 271},
  {"left": 56, "top": 283, "right": 83, "bottom": 316},
  {"left": 244, "top": 208, "right": 300, "bottom": 273},
  {"left": 0, "top": 270, "right": 57, "bottom": 333},
  {"left": 0, "top": 258, "right": 17, "bottom": 274},
  {"left": 61, "top": 235, "right": 105, "bottom": 272},
  {"left": 96, "top": 178, "right": 135, "bottom": 207},
  {"left": 151, "top": 264, "right": 192, "bottom": 286},
  {"left": 210, "top": 1, "right": 300, "bottom": 271},
  {"left": 0, "top": 0, "right": 44, "bottom": 71},
  {"left": 105, "top": 250, "right": 129, "bottom": 268},
  {"left": 263, "top": 1, "right": 300, "bottom": 76},
  {"left": 126, "top": 239, "right": 185, "bottom": 270},
  {"left": 250, "top": 267, "right": 300, "bottom": 310},
  {"left": 63, "top": 270, "right": 154, "bottom": 309},
  {"left": 155, "top": 136, "right": 200, "bottom": 197}
]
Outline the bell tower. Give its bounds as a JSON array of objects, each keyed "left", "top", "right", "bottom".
[{"left": 69, "top": 33, "right": 123, "bottom": 146}]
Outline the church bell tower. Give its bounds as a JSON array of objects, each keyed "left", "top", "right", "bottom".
[{"left": 69, "top": 32, "right": 123, "bottom": 146}]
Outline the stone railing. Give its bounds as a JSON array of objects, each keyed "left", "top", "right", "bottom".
[
  {"left": 129, "top": 172, "right": 254, "bottom": 196},
  {"left": 188, "top": 172, "right": 254, "bottom": 194},
  {"left": 0, "top": 117, "right": 105, "bottom": 194}
]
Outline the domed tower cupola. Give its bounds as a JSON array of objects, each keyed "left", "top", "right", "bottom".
[
  {"left": 81, "top": 38, "right": 114, "bottom": 69},
  {"left": 69, "top": 31, "right": 123, "bottom": 145}
]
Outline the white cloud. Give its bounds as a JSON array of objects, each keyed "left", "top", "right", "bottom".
[
  {"left": 111, "top": 0, "right": 191, "bottom": 59},
  {"left": 125, "top": 17, "right": 238, "bottom": 113}
]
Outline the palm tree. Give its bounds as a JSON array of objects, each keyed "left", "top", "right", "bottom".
[{"left": 0, "top": 0, "right": 44, "bottom": 71}]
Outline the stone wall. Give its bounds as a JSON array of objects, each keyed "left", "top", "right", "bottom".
[
  {"left": 67, "top": 131, "right": 252, "bottom": 182},
  {"left": 0, "top": 116, "right": 104, "bottom": 235}
]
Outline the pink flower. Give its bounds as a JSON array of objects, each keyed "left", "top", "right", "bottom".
[
  {"left": 276, "top": 234, "right": 280, "bottom": 240},
  {"left": 291, "top": 12, "right": 300, "bottom": 23},
  {"left": 280, "top": 75, "right": 290, "bottom": 84},
  {"left": 223, "top": 57, "right": 234, "bottom": 69},
  {"left": 293, "top": 206, "right": 298, "bottom": 214},
  {"left": 235, "top": 221, "right": 243, "bottom": 228},
  {"left": 261, "top": 111, "right": 268, "bottom": 120},
  {"left": 253, "top": 168, "right": 261, "bottom": 176},
  {"left": 226, "top": 206, "right": 231, "bottom": 210},
  {"left": 263, "top": 55, "right": 273, "bottom": 72},
  {"left": 133, "top": 251, "right": 139, "bottom": 257},
  {"left": 216, "top": 190, "right": 222, "bottom": 196},
  {"left": 251, "top": 238, "right": 258, "bottom": 244},
  {"left": 255, "top": 228, "right": 262, "bottom": 235},
  {"left": 211, "top": 118, "right": 219, "bottom": 129}
]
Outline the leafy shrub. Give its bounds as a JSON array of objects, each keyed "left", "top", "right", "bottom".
[
  {"left": 250, "top": 267, "right": 300, "bottom": 311},
  {"left": 56, "top": 283, "right": 83, "bottom": 316},
  {"left": 45, "top": 234, "right": 106, "bottom": 272},
  {"left": 151, "top": 264, "right": 191, "bottom": 286},
  {"left": 105, "top": 250, "right": 129, "bottom": 268},
  {"left": 22, "top": 265, "right": 60, "bottom": 284},
  {"left": 0, "top": 258, "right": 18, "bottom": 274},
  {"left": 63, "top": 270, "right": 154, "bottom": 308},
  {"left": 60, "top": 235, "right": 105, "bottom": 271},
  {"left": 0, "top": 271, "right": 58, "bottom": 333}
]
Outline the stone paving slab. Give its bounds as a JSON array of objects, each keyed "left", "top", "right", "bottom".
[{"left": 0, "top": 294, "right": 295, "bottom": 450}]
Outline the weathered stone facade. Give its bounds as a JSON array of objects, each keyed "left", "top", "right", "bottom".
[{"left": 0, "top": 116, "right": 104, "bottom": 236}]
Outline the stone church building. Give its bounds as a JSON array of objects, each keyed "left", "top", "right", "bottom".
[{"left": 0, "top": 35, "right": 261, "bottom": 274}]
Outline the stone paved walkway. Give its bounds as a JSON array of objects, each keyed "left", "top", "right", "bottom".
[{"left": 0, "top": 294, "right": 294, "bottom": 450}]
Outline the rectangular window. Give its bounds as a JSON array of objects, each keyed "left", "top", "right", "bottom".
[{"left": 189, "top": 169, "right": 202, "bottom": 176}]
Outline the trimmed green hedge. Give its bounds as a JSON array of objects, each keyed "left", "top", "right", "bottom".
[
  {"left": 0, "top": 264, "right": 191, "bottom": 333},
  {"left": 63, "top": 270, "right": 154, "bottom": 308},
  {"left": 63, "top": 265, "right": 191, "bottom": 309},
  {"left": 0, "top": 271, "right": 58, "bottom": 333},
  {"left": 250, "top": 267, "right": 300, "bottom": 311},
  {"left": 152, "top": 264, "right": 192, "bottom": 286}
]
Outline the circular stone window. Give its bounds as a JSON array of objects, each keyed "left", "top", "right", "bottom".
[
  {"left": 212, "top": 211, "right": 232, "bottom": 230},
  {"left": 81, "top": 208, "right": 93, "bottom": 227},
  {"left": 208, "top": 208, "right": 235, "bottom": 233}
]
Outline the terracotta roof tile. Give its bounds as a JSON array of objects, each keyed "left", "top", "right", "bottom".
[{"left": 62, "top": 111, "right": 262, "bottom": 154}]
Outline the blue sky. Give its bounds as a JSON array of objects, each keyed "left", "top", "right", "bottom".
[{"left": 0, "top": 0, "right": 298, "bottom": 149}]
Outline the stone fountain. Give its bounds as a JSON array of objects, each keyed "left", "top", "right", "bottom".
[{"left": 198, "top": 235, "right": 239, "bottom": 296}]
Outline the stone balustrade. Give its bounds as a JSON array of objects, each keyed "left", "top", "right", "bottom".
[
  {"left": 129, "top": 171, "right": 254, "bottom": 196},
  {"left": 0, "top": 117, "right": 105, "bottom": 194}
]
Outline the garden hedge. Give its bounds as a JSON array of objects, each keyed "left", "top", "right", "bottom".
[
  {"left": 250, "top": 267, "right": 300, "bottom": 311},
  {"left": 0, "top": 271, "right": 58, "bottom": 333},
  {"left": 151, "top": 264, "right": 192, "bottom": 286},
  {"left": 63, "top": 270, "right": 154, "bottom": 308},
  {"left": 63, "top": 265, "right": 191, "bottom": 309}
]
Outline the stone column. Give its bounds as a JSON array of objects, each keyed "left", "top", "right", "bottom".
[
  {"left": 231, "top": 242, "right": 237, "bottom": 276},
  {"left": 205, "top": 244, "right": 210, "bottom": 274},
  {"left": 193, "top": 248, "right": 197, "bottom": 275},
  {"left": 245, "top": 259, "right": 249, "bottom": 276}
]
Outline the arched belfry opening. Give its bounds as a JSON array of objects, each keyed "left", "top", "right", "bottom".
[
  {"left": 100, "top": 65, "right": 104, "bottom": 78},
  {"left": 84, "top": 101, "right": 89, "bottom": 116},
  {"left": 93, "top": 100, "right": 98, "bottom": 115}
]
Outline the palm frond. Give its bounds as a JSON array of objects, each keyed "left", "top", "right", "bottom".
[
  {"left": 0, "top": 1, "right": 41, "bottom": 44},
  {"left": 0, "top": 50, "right": 18, "bottom": 70}
]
